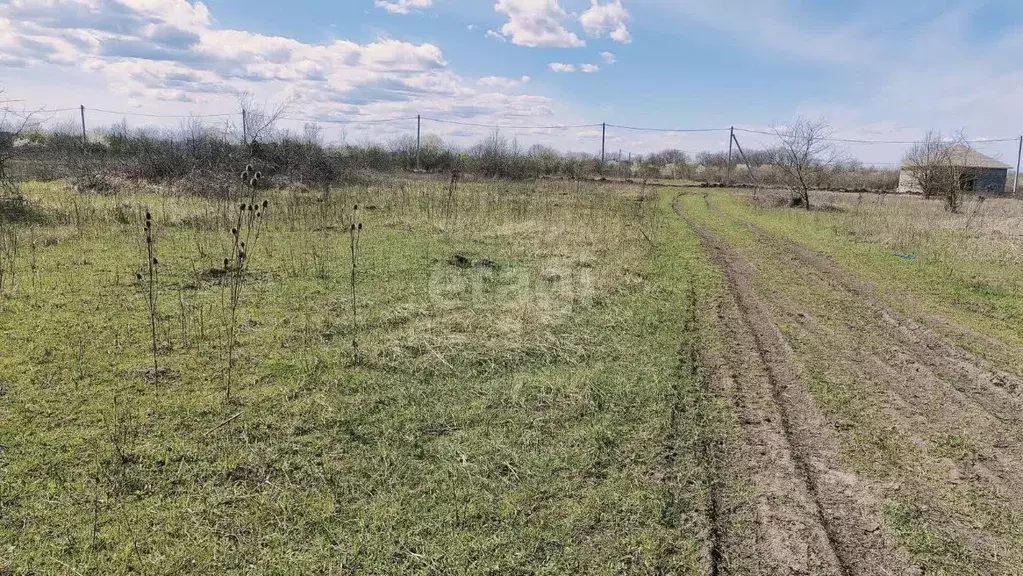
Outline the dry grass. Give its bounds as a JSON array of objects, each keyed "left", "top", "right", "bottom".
[
  {"left": 811, "top": 191, "right": 1023, "bottom": 262},
  {"left": 0, "top": 178, "right": 726, "bottom": 575}
]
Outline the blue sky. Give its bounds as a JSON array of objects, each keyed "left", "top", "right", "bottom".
[{"left": 3, "top": 0, "right": 1023, "bottom": 164}]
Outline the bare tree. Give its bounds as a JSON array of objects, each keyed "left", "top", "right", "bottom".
[
  {"left": 774, "top": 118, "right": 836, "bottom": 210},
  {"left": 943, "top": 132, "right": 973, "bottom": 214},
  {"left": 647, "top": 148, "right": 688, "bottom": 179},
  {"left": 0, "top": 94, "right": 44, "bottom": 197},
  {"left": 902, "top": 131, "right": 950, "bottom": 200},
  {"left": 902, "top": 130, "right": 971, "bottom": 212},
  {"left": 237, "top": 92, "right": 291, "bottom": 147},
  {"left": 388, "top": 134, "right": 418, "bottom": 170},
  {"left": 302, "top": 122, "right": 323, "bottom": 146}
]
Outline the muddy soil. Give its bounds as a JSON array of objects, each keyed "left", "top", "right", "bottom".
[
  {"left": 676, "top": 199, "right": 915, "bottom": 575},
  {"left": 679, "top": 194, "right": 1023, "bottom": 573}
]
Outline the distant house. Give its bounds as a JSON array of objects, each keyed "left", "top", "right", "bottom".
[{"left": 898, "top": 146, "right": 1012, "bottom": 195}]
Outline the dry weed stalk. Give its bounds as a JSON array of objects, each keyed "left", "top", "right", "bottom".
[
  {"left": 137, "top": 211, "right": 160, "bottom": 382},
  {"left": 224, "top": 166, "right": 268, "bottom": 401},
  {"left": 349, "top": 204, "right": 363, "bottom": 365},
  {"left": 0, "top": 224, "right": 18, "bottom": 295},
  {"left": 444, "top": 170, "right": 460, "bottom": 225}
]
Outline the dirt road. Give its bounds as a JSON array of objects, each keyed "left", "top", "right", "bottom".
[{"left": 677, "top": 196, "right": 1023, "bottom": 575}]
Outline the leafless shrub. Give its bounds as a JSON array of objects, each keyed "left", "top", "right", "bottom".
[
  {"left": 902, "top": 130, "right": 973, "bottom": 213},
  {"left": 903, "top": 131, "right": 952, "bottom": 200},
  {"left": 238, "top": 92, "right": 290, "bottom": 149},
  {"left": 1, "top": 95, "right": 45, "bottom": 197},
  {"left": 774, "top": 118, "right": 838, "bottom": 210}
]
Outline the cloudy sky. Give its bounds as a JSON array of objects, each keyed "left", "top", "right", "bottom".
[{"left": 3, "top": 0, "right": 1023, "bottom": 164}]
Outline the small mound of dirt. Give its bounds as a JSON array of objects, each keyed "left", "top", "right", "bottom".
[
  {"left": 448, "top": 254, "right": 499, "bottom": 270},
  {"left": 448, "top": 254, "right": 472, "bottom": 269}
]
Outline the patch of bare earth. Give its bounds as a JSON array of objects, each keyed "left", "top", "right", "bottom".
[{"left": 675, "top": 200, "right": 910, "bottom": 575}]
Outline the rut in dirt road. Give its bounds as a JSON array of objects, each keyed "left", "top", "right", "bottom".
[
  {"left": 737, "top": 217, "right": 1023, "bottom": 418},
  {"left": 728, "top": 217, "right": 1023, "bottom": 533},
  {"left": 675, "top": 199, "right": 911, "bottom": 576}
]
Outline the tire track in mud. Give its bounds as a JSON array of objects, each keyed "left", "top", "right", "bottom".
[
  {"left": 738, "top": 218, "right": 1023, "bottom": 424},
  {"left": 776, "top": 297, "right": 1023, "bottom": 520},
  {"left": 674, "top": 199, "right": 905, "bottom": 575},
  {"left": 686, "top": 282, "right": 727, "bottom": 576},
  {"left": 721, "top": 217, "right": 1023, "bottom": 550},
  {"left": 667, "top": 283, "right": 728, "bottom": 576}
]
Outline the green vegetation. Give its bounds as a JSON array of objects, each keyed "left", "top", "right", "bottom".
[
  {"left": 703, "top": 190, "right": 1023, "bottom": 367},
  {"left": 6, "top": 180, "right": 1022, "bottom": 575},
  {"left": 0, "top": 180, "right": 727, "bottom": 574}
]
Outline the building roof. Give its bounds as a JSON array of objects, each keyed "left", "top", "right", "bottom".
[{"left": 901, "top": 145, "right": 1012, "bottom": 170}]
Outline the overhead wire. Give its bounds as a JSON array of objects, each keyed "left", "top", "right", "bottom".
[
  {"left": 281, "top": 115, "right": 417, "bottom": 125},
  {"left": 422, "top": 117, "right": 601, "bottom": 130},
  {"left": 8, "top": 103, "right": 1022, "bottom": 164},
  {"left": 87, "top": 107, "right": 235, "bottom": 119},
  {"left": 734, "top": 127, "right": 1020, "bottom": 145},
  {"left": 607, "top": 124, "right": 728, "bottom": 133}
]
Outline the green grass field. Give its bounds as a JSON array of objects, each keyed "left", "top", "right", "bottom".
[
  {"left": 4, "top": 181, "right": 1023, "bottom": 575},
  {"left": 1, "top": 179, "right": 733, "bottom": 574}
]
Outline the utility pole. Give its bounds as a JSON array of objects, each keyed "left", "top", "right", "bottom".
[
  {"left": 241, "top": 108, "right": 248, "bottom": 146},
  {"left": 416, "top": 114, "right": 421, "bottom": 172},
  {"left": 1015, "top": 135, "right": 1021, "bottom": 196},
  {"left": 726, "top": 126, "right": 734, "bottom": 186},
  {"left": 730, "top": 131, "right": 760, "bottom": 197},
  {"left": 79, "top": 105, "right": 87, "bottom": 152},
  {"left": 600, "top": 122, "right": 606, "bottom": 174}
]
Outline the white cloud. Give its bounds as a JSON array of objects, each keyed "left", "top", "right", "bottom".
[
  {"left": 549, "top": 62, "right": 600, "bottom": 73},
  {"left": 485, "top": 29, "right": 507, "bottom": 42},
  {"left": 374, "top": 0, "right": 433, "bottom": 15},
  {"left": 467, "top": 24, "right": 476, "bottom": 31},
  {"left": 580, "top": 0, "right": 631, "bottom": 44},
  {"left": 477, "top": 75, "right": 530, "bottom": 89},
  {"left": 0, "top": 0, "right": 573, "bottom": 134},
  {"left": 600, "top": 51, "right": 616, "bottom": 64},
  {"left": 494, "top": 0, "right": 585, "bottom": 48}
]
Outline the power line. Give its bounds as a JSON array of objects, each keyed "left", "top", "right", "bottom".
[
  {"left": 607, "top": 124, "right": 728, "bottom": 133},
  {"left": 1, "top": 106, "right": 78, "bottom": 120},
  {"left": 3, "top": 106, "right": 78, "bottom": 115},
  {"left": 734, "top": 127, "right": 1019, "bottom": 145},
  {"left": 23, "top": 104, "right": 1023, "bottom": 145},
  {"left": 87, "top": 107, "right": 235, "bottom": 119},
  {"left": 281, "top": 115, "right": 417, "bottom": 125},
  {"left": 422, "top": 117, "right": 601, "bottom": 130}
]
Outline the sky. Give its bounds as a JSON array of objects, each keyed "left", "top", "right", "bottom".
[{"left": 3, "top": 0, "right": 1023, "bottom": 165}]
